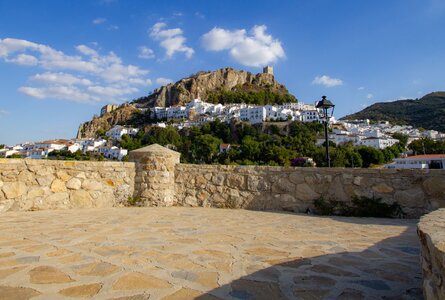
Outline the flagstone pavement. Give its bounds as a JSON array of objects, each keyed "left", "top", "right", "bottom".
[{"left": 0, "top": 207, "right": 422, "bottom": 299}]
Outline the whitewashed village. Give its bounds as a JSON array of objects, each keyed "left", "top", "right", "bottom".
[{"left": 2, "top": 97, "right": 444, "bottom": 168}]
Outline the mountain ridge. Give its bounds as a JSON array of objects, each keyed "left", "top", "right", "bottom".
[{"left": 341, "top": 92, "right": 445, "bottom": 132}]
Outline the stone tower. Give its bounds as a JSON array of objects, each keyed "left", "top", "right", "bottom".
[{"left": 263, "top": 66, "right": 274, "bottom": 75}]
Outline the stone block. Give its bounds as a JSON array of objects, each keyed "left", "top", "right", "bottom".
[
  {"left": 372, "top": 183, "right": 394, "bottom": 194},
  {"left": 36, "top": 175, "right": 55, "bottom": 186},
  {"left": 423, "top": 177, "right": 445, "bottom": 197},
  {"left": 394, "top": 189, "right": 425, "bottom": 208},
  {"left": 66, "top": 178, "right": 82, "bottom": 190},
  {"left": 51, "top": 179, "right": 67, "bottom": 193},
  {"left": 227, "top": 174, "right": 245, "bottom": 189},
  {"left": 82, "top": 180, "right": 103, "bottom": 191},
  {"left": 45, "top": 193, "right": 70, "bottom": 208},
  {"left": 2, "top": 181, "right": 27, "bottom": 199},
  {"left": 212, "top": 174, "right": 225, "bottom": 186},
  {"left": 295, "top": 183, "right": 319, "bottom": 202},
  {"left": 71, "top": 190, "right": 93, "bottom": 208}
]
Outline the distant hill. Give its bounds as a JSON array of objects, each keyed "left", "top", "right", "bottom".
[
  {"left": 341, "top": 92, "right": 445, "bottom": 132},
  {"left": 77, "top": 67, "right": 297, "bottom": 138}
]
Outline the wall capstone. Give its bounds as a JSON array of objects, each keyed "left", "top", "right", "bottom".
[
  {"left": 129, "top": 144, "right": 180, "bottom": 206},
  {"left": 418, "top": 208, "right": 445, "bottom": 300}
]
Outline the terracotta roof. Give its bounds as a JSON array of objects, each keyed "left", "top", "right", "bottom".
[{"left": 405, "top": 154, "right": 445, "bottom": 159}]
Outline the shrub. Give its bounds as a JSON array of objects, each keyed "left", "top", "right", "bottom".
[{"left": 313, "top": 196, "right": 404, "bottom": 218}]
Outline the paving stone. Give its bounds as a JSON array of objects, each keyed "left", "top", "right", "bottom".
[
  {"left": 73, "top": 261, "right": 120, "bottom": 276},
  {"left": 0, "top": 252, "right": 15, "bottom": 258},
  {"left": 0, "top": 266, "right": 26, "bottom": 279},
  {"left": 108, "top": 293, "right": 150, "bottom": 300},
  {"left": 266, "top": 257, "right": 311, "bottom": 268},
  {"left": 294, "top": 288, "right": 331, "bottom": 300},
  {"left": 0, "top": 286, "right": 41, "bottom": 300},
  {"left": 162, "top": 288, "right": 220, "bottom": 300},
  {"left": 59, "top": 283, "right": 103, "bottom": 298},
  {"left": 293, "top": 275, "right": 336, "bottom": 287},
  {"left": 0, "top": 207, "right": 422, "bottom": 299},
  {"left": 245, "top": 247, "right": 290, "bottom": 257},
  {"left": 112, "top": 272, "right": 172, "bottom": 290},
  {"left": 337, "top": 288, "right": 365, "bottom": 300},
  {"left": 230, "top": 279, "right": 287, "bottom": 300},
  {"left": 28, "top": 266, "right": 73, "bottom": 284},
  {"left": 351, "top": 279, "right": 391, "bottom": 291},
  {"left": 309, "top": 264, "right": 359, "bottom": 277}
]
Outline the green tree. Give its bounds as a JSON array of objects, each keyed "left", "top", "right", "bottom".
[
  {"left": 392, "top": 133, "right": 408, "bottom": 148},
  {"left": 192, "top": 134, "right": 222, "bottom": 163},
  {"left": 240, "top": 136, "right": 261, "bottom": 161},
  {"left": 358, "top": 146, "right": 385, "bottom": 168}
]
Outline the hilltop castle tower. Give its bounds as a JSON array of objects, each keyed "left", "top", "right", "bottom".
[{"left": 263, "top": 66, "right": 274, "bottom": 75}]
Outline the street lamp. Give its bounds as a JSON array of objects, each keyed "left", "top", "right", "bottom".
[{"left": 315, "top": 96, "right": 335, "bottom": 167}]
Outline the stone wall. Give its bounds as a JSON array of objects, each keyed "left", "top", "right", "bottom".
[
  {"left": 175, "top": 164, "right": 445, "bottom": 218},
  {"left": 418, "top": 209, "right": 445, "bottom": 299},
  {"left": 0, "top": 159, "right": 134, "bottom": 212}
]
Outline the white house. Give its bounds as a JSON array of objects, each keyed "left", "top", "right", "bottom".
[
  {"left": 97, "top": 146, "right": 128, "bottom": 160},
  {"left": 240, "top": 106, "right": 266, "bottom": 124},
  {"left": 359, "top": 136, "right": 399, "bottom": 149},
  {"left": 27, "top": 148, "right": 54, "bottom": 159},
  {"left": 385, "top": 154, "right": 445, "bottom": 169},
  {"left": 106, "top": 126, "right": 139, "bottom": 140},
  {"left": 34, "top": 140, "right": 69, "bottom": 151},
  {"left": 301, "top": 110, "right": 319, "bottom": 122},
  {"left": 167, "top": 106, "right": 187, "bottom": 120},
  {"left": 67, "top": 143, "right": 82, "bottom": 153}
]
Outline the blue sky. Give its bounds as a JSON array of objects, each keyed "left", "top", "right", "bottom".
[{"left": 1, "top": 0, "right": 444, "bottom": 145}]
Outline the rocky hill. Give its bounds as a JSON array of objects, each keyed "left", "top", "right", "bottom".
[
  {"left": 77, "top": 67, "right": 297, "bottom": 138},
  {"left": 133, "top": 67, "right": 293, "bottom": 108},
  {"left": 341, "top": 92, "right": 445, "bottom": 132}
]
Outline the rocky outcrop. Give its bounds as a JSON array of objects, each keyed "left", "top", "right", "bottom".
[
  {"left": 134, "top": 67, "right": 289, "bottom": 108},
  {"left": 77, "top": 105, "right": 138, "bottom": 138}
]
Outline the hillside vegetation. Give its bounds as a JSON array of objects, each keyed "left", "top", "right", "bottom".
[{"left": 341, "top": 92, "right": 445, "bottom": 132}]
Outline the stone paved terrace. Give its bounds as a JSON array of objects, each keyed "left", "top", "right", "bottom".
[{"left": 0, "top": 208, "right": 422, "bottom": 300}]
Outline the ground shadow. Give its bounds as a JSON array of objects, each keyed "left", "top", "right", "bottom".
[{"left": 195, "top": 215, "right": 423, "bottom": 300}]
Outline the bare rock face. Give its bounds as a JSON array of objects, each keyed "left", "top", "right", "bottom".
[
  {"left": 77, "top": 105, "right": 138, "bottom": 139},
  {"left": 134, "top": 68, "right": 284, "bottom": 108}
]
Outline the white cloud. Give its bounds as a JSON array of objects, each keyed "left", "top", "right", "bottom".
[
  {"left": 366, "top": 93, "right": 374, "bottom": 99},
  {"left": 0, "top": 109, "right": 10, "bottom": 116},
  {"left": 88, "top": 85, "right": 138, "bottom": 97},
  {"left": 138, "top": 46, "right": 155, "bottom": 59},
  {"left": 93, "top": 18, "right": 107, "bottom": 25},
  {"left": 108, "top": 25, "right": 119, "bottom": 30},
  {"left": 155, "top": 77, "right": 173, "bottom": 86},
  {"left": 358, "top": 86, "right": 365, "bottom": 90},
  {"left": 18, "top": 86, "right": 100, "bottom": 103},
  {"left": 31, "top": 72, "right": 92, "bottom": 86},
  {"left": 202, "top": 25, "right": 285, "bottom": 67},
  {"left": 76, "top": 45, "right": 99, "bottom": 57},
  {"left": 312, "top": 75, "right": 343, "bottom": 87},
  {"left": 149, "top": 22, "right": 194, "bottom": 59},
  {"left": 6, "top": 54, "right": 38, "bottom": 66},
  {"left": 0, "top": 38, "right": 151, "bottom": 104}
]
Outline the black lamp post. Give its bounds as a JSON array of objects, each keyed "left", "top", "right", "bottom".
[{"left": 315, "top": 96, "right": 335, "bottom": 167}]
